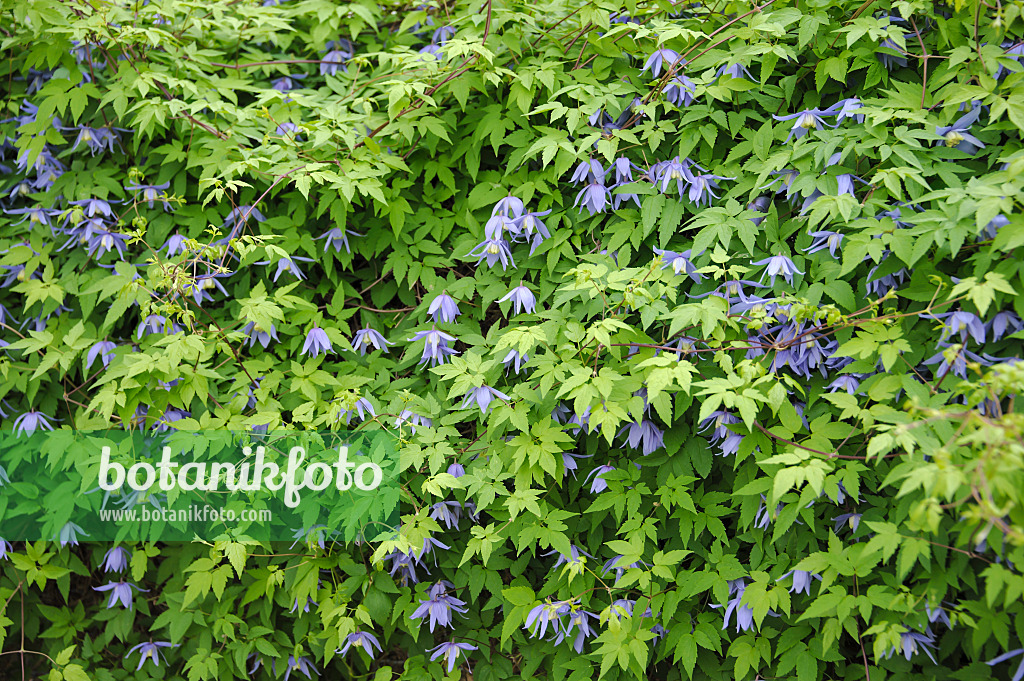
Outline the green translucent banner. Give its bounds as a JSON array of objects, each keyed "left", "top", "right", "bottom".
[{"left": 0, "top": 430, "right": 399, "bottom": 543}]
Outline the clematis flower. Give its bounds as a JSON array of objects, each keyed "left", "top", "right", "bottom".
[
  {"left": 515, "top": 210, "right": 554, "bottom": 254},
  {"left": 461, "top": 385, "right": 511, "bottom": 413},
  {"left": 283, "top": 655, "right": 319, "bottom": 681},
  {"left": 493, "top": 195, "right": 525, "bottom": 219},
  {"left": 0, "top": 539, "right": 11, "bottom": 560},
  {"left": 101, "top": 546, "right": 131, "bottom": 573},
  {"left": 241, "top": 322, "right": 279, "bottom": 349},
  {"left": 716, "top": 62, "right": 753, "bottom": 80},
  {"left": 571, "top": 159, "right": 607, "bottom": 185},
  {"left": 408, "top": 329, "right": 458, "bottom": 366},
  {"left": 777, "top": 569, "right": 822, "bottom": 595},
  {"left": 302, "top": 327, "right": 333, "bottom": 357},
  {"left": 126, "top": 641, "right": 176, "bottom": 671},
  {"left": 502, "top": 349, "right": 529, "bottom": 374},
  {"left": 316, "top": 227, "right": 363, "bottom": 254},
  {"left": 93, "top": 580, "right": 147, "bottom": 609},
  {"left": 574, "top": 183, "right": 612, "bottom": 216},
  {"left": 552, "top": 608, "right": 598, "bottom": 653},
  {"left": 654, "top": 248, "right": 702, "bottom": 283},
  {"left": 337, "top": 397, "right": 375, "bottom": 425},
  {"left": 753, "top": 254, "right": 803, "bottom": 286},
  {"left": 773, "top": 108, "right": 839, "bottom": 142},
  {"left": 832, "top": 97, "right": 865, "bottom": 123},
  {"left": 428, "top": 293, "right": 461, "bottom": 323},
  {"left": 498, "top": 285, "right": 536, "bottom": 315},
  {"left": 428, "top": 641, "right": 477, "bottom": 674},
  {"left": 124, "top": 181, "right": 173, "bottom": 211},
  {"left": 987, "top": 648, "right": 1024, "bottom": 681},
  {"left": 989, "top": 310, "right": 1024, "bottom": 340},
  {"left": 256, "top": 255, "right": 314, "bottom": 282},
  {"left": 884, "top": 628, "right": 937, "bottom": 663},
  {"left": 395, "top": 410, "right": 433, "bottom": 434},
  {"left": 351, "top": 328, "right": 392, "bottom": 355},
  {"left": 805, "top": 230, "right": 844, "bottom": 258},
  {"left": 935, "top": 107, "right": 986, "bottom": 155},
  {"left": 584, "top": 465, "right": 615, "bottom": 493},
  {"left": 642, "top": 47, "right": 681, "bottom": 77},
  {"left": 617, "top": 419, "right": 665, "bottom": 455},
  {"left": 338, "top": 631, "right": 382, "bottom": 659},
  {"left": 664, "top": 75, "right": 696, "bottom": 107},
  {"left": 877, "top": 37, "right": 908, "bottom": 70},
  {"left": 321, "top": 43, "right": 352, "bottom": 76},
  {"left": 525, "top": 600, "right": 571, "bottom": 638},
  {"left": 687, "top": 172, "right": 731, "bottom": 206},
  {"left": 13, "top": 411, "right": 55, "bottom": 435},
  {"left": 410, "top": 581, "right": 468, "bottom": 631},
  {"left": 469, "top": 237, "right": 515, "bottom": 270}
]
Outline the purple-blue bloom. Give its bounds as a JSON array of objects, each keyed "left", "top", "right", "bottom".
[
  {"left": 498, "top": 285, "right": 536, "bottom": 315},
  {"left": 428, "top": 293, "right": 461, "bottom": 322},
  {"left": 13, "top": 410, "right": 54, "bottom": 435},
  {"left": 283, "top": 655, "right": 319, "bottom": 681},
  {"left": 805, "top": 230, "right": 844, "bottom": 258},
  {"left": 642, "top": 47, "right": 681, "bottom": 77},
  {"left": 584, "top": 465, "right": 615, "bottom": 493},
  {"left": 461, "top": 385, "right": 511, "bottom": 414},
  {"left": 126, "top": 641, "right": 175, "bottom": 671},
  {"left": 502, "top": 349, "right": 529, "bottom": 374},
  {"left": 428, "top": 641, "right": 477, "bottom": 674},
  {"left": 408, "top": 329, "right": 458, "bottom": 366},
  {"left": 469, "top": 237, "right": 516, "bottom": 270},
  {"left": 987, "top": 648, "right": 1024, "bottom": 681},
  {"left": 410, "top": 580, "right": 467, "bottom": 631},
  {"left": 302, "top": 327, "right": 333, "bottom": 357},
  {"left": 884, "top": 628, "right": 937, "bottom": 663},
  {"left": 338, "top": 631, "right": 383, "bottom": 659},
  {"left": 773, "top": 108, "right": 839, "bottom": 142},
  {"left": 394, "top": 410, "right": 433, "bottom": 434},
  {"left": 101, "top": 546, "right": 131, "bottom": 573},
  {"left": 936, "top": 106, "right": 986, "bottom": 154},
  {"left": 777, "top": 569, "right": 822, "bottom": 595},
  {"left": 654, "top": 248, "right": 702, "bottom": 283},
  {"left": 664, "top": 75, "right": 696, "bottom": 107},
  {"left": 316, "top": 227, "right": 363, "bottom": 254},
  {"left": 93, "top": 580, "right": 147, "bottom": 609},
  {"left": 753, "top": 254, "right": 804, "bottom": 286},
  {"left": 351, "top": 327, "right": 392, "bottom": 355},
  {"left": 241, "top": 322, "right": 279, "bottom": 349}
]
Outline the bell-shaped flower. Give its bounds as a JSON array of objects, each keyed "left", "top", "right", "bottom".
[
  {"left": 642, "top": 47, "right": 681, "bottom": 77},
  {"left": 498, "top": 285, "right": 536, "bottom": 315},
  {"left": 351, "top": 328, "right": 393, "bottom": 355},
  {"left": 936, "top": 106, "right": 986, "bottom": 154},
  {"left": 427, "top": 294, "right": 461, "bottom": 323},
  {"left": 753, "top": 254, "right": 803, "bottom": 286},
  {"left": 302, "top": 327, "right": 333, "bottom": 357},
  {"left": 461, "top": 385, "right": 511, "bottom": 414}
]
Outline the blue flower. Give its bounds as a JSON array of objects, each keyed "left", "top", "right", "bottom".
[
  {"left": 936, "top": 107, "right": 986, "bottom": 154},
  {"left": 0, "top": 539, "right": 11, "bottom": 560},
  {"left": 773, "top": 108, "right": 839, "bottom": 142},
  {"left": 410, "top": 580, "right": 468, "bottom": 631},
  {"left": 302, "top": 327, "right": 333, "bottom": 357},
  {"left": 987, "top": 648, "right": 1024, "bottom": 681},
  {"left": 777, "top": 569, "right": 822, "bottom": 595},
  {"left": 338, "top": 397, "right": 375, "bottom": 425},
  {"left": 884, "top": 628, "right": 937, "bottom": 663},
  {"left": 395, "top": 409, "right": 433, "bottom": 434},
  {"left": 552, "top": 607, "right": 598, "bottom": 652},
  {"left": 493, "top": 195, "right": 526, "bottom": 219},
  {"left": 428, "top": 641, "right": 477, "bottom": 674},
  {"left": 525, "top": 600, "right": 571, "bottom": 638},
  {"left": 642, "top": 47, "right": 681, "bottom": 77},
  {"left": 469, "top": 237, "right": 516, "bottom": 269},
  {"left": 832, "top": 97, "right": 865, "bottom": 123},
  {"left": 461, "top": 385, "right": 511, "bottom": 413},
  {"left": 687, "top": 172, "right": 731, "bottom": 206},
  {"left": 664, "top": 75, "right": 696, "bottom": 107},
  {"left": 428, "top": 293, "right": 461, "bottom": 323},
  {"left": 804, "top": 231, "right": 843, "bottom": 258},
  {"left": 502, "top": 349, "right": 529, "bottom": 374},
  {"left": 877, "top": 37, "right": 908, "bottom": 70},
  {"left": 284, "top": 655, "right": 319, "bottom": 681},
  {"left": 571, "top": 159, "right": 606, "bottom": 185},
  {"left": 124, "top": 181, "right": 172, "bottom": 211},
  {"left": 585, "top": 465, "right": 615, "bottom": 493},
  {"left": 338, "top": 631, "right": 382, "bottom": 660},
  {"left": 753, "top": 254, "right": 803, "bottom": 286},
  {"left": 573, "top": 183, "right": 612, "bottom": 215},
  {"left": 316, "top": 227, "right": 363, "bottom": 254},
  {"left": 515, "top": 210, "right": 554, "bottom": 253},
  {"left": 408, "top": 329, "right": 458, "bottom": 366},
  {"left": 13, "top": 410, "right": 54, "bottom": 435},
  {"left": 617, "top": 419, "right": 665, "bottom": 455},
  {"left": 351, "top": 327, "right": 393, "bottom": 355},
  {"left": 101, "top": 547, "right": 131, "bottom": 573},
  {"left": 241, "top": 322, "right": 279, "bottom": 349},
  {"left": 498, "top": 285, "right": 536, "bottom": 315},
  {"left": 321, "top": 43, "right": 352, "bottom": 76},
  {"left": 716, "top": 62, "right": 753, "bottom": 80},
  {"left": 256, "top": 255, "right": 314, "bottom": 282},
  {"left": 126, "top": 641, "right": 175, "bottom": 671},
  {"left": 93, "top": 580, "right": 147, "bottom": 609},
  {"left": 699, "top": 410, "right": 744, "bottom": 457}
]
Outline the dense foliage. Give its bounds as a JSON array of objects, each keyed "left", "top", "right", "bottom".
[{"left": 1, "top": 0, "right": 1024, "bottom": 678}]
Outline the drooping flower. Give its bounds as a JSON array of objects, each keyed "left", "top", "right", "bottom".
[
  {"left": 93, "top": 580, "right": 147, "bottom": 609},
  {"left": 13, "top": 411, "right": 55, "bottom": 435},
  {"left": 552, "top": 608, "right": 598, "bottom": 653},
  {"left": 664, "top": 75, "right": 696, "bottom": 107},
  {"left": 469, "top": 237, "right": 516, "bottom": 270},
  {"left": 338, "top": 631, "right": 383, "bottom": 660},
  {"left": 687, "top": 172, "right": 731, "bottom": 206},
  {"left": 394, "top": 409, "right": 433, "bottom": 434},
  {"left": 283, "top": 655, "right": 320, "bottom": 681},
  {"left": 777, "top": 569, "right": 822, "bottom": 595},
  {"left": 515, "top": 210, "right": 554, "bottom": 254},
  {"left": 525, "top": 600, "right": 571, "bottom": 638},
  {"left": 428, "top": 641, "right": 477, "bottom": 674},
  {"left": 408, "top": 329, "right": 458, "bottom": 366},
  {"left": 502, "top": 349, "right": 529, "bottom": 375},
  {"left": 884, "top": 628, "right": 938, "bottom": 663},
  {"left": 338, "top": 397, "right": 375, "bottom": 425},
  {"left": 241, "top": 322, "right": 279, "bottom": 349},
  {"left": 302, "top": 327, "right": 333, "bottom": 357},
  {"left": 987, "top": 648, "right": 1024, "bottom": 681},
  {"left": 617, "top": 419, "right": 665, "bottom": 455},
  {"left": 0, "top": 539, "right": 11, "bottom": 560},
  {"left": 753, "top": 254, "right": 804, "bottom": 286},
  {"left": 642, "top": 47, "right": 681, "bottom": 77},
  {"left": 935, "top": 107, "right": 986, "bottom": 155},
  {"left": 126, "top": 641, "right": 176, "bottom": 671},
  {"left": 316, "top": 227, "right": 363, "bottom": 254},
  {"left": 351, "top": 327, "right": 392, "bottom": 355},
  {"left": 410, "top": 580, "right": 468, "bottom": 631},
  {"left": 124, "top": 181, "right": 173, "bottom": 211},
  {"left": 461, "top": 385, "right": 512, "bottom": 414},
  {"left": 574, "top": 183, "right": 612, "bottom": 216},
  {"left": 428, "top": 294, "right": 461, "bottom": 323},
  {"left": 832, "top": 97, "right": 865, "bottom": 123},
  {"left": 716, "top": 62, "right": 753, "bottom": 80},
  {"left": 571, "top": 159, "right": 606, "bottom": 185},
  {"left": 804, "top": 230, "right": 844, "bottom": 259},
  {"left": 775, "top": 107, "right": 841, "bottom": 142},
  {"left": 498, "top": 285, "right": 536, "bottom": 315},
  {"left": 699, "top": 410, "right": 744, "bottom": 457},
  {"left": 584, "top": 465, "right": 615, "bottom": 493},
  {"left": 101, "top": 546, "right": 131, "bottom": 573}
]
